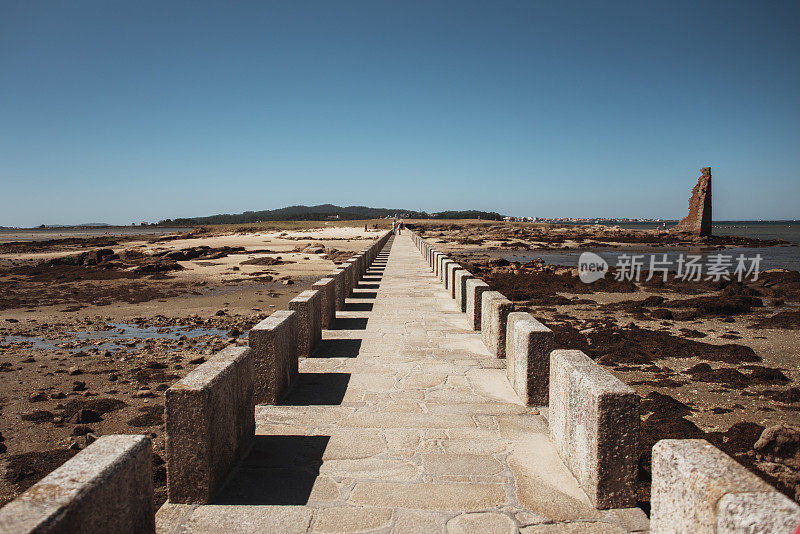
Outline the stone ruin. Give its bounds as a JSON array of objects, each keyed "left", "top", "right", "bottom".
[{"left": 674, "top": 166, "right": 712, "bottom": 236}]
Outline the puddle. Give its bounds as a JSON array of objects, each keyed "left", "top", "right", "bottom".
[
  {"left": 0, "top": 322, "right": 233, "bottom": 352},
  {"left": 0, "top": 335, "right": 61, "bottom": 350}
]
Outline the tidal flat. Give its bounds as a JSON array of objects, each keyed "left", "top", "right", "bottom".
[
  {"left": 0, "top": 221, "right": 387, "bottom": 507},
  {"left": 416, "top": 220, "right": 800, "bottom": 506}
]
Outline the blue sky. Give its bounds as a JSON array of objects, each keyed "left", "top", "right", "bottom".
[{"left": 1, "top": 1, "right": 798, "bottom": 226}]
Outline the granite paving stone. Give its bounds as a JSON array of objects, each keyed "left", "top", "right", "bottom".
[{"left": 156, "top": 234, "right": 647, "bottom": 534}]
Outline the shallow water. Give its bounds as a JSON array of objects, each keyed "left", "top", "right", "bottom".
[
  {"left": 505, "top": 221, "right": 800, "bottom": 272},
  {"left": 0, "top": 322, "right": 231, "bottom": 352},
  {"left": 507, "top": 245, "right": 800, "bottom": 272},
  {"left": 0, "top": 226, "right": 191, "bottom": 244}
]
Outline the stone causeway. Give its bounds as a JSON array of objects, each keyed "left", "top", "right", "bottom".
[{"left": 1, "top": 231, "right": 797, "bottom": 534}]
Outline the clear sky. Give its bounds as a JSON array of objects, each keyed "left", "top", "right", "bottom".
[{"left": 1, "top": 1, "right": 799, "bottom": 226}]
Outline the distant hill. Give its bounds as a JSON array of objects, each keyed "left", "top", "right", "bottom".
[
  {"left": 157, "top": 205, "right": 504, "bottom": 225},
  {"left": 34, "top": 223, "right": 112, "bottom": 228}
]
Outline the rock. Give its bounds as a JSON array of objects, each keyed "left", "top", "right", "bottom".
[
  {"left": 674, "top": 167, "right": 712, "bottom": 236},
  {"left": 651, "top": 309, "right": 674, "bottom": 320},
  {"left": 0, "top": 443, "right": 5, "bottom": 454},
  {"left": 133, "top": 260, "right": 183, "bottom": 274},
  {"left": 72, "top": 381, "right": 87, "bottom": 391},
  {"left": 215, "top": 310, "right": 227, "bottom": 316},
  {"left": 72, "top": 425, "right": 94, "bottom": 436},
  {"left": 282, "top": 279, "right": 294, "bottom": 285},
  {"left": 75, "top": 409, "right": 102, "bottom": 423},
  {"left": 84, "top": 432, "right": 98, "bottom": 446},
  {"left": 82, "top": 248, "right": 115, "bottom": 265},
  {"left": 641, "top": 295, "right": 666, "bottom": 307},
  {"left": 189, "top": 356, "right": 205, "bottom": 364},
  {"left": 29, "top": 391, "right": 48, "bottom": 402},
  {"left": 68, "top": 366, "right": 83, "bottom": 375},
  {"left": 754, "top": 425, "right": 800, "bottom": 462}
]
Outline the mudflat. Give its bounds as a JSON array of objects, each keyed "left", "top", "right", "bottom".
[{"left": 0, "top": 221, "right": 387, "bottom": 507}]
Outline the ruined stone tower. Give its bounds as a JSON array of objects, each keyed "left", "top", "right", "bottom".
[{"left": 674, "top": 167, "right": 712, "bottom": 236}]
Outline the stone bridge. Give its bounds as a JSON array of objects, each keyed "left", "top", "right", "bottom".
[{"left": 2, "top": 232, "right": 798, "bottom": 534}]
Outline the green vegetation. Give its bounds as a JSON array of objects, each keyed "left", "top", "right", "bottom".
[{"left": 157, "top": 205, "right": 504, "bottom": 225}]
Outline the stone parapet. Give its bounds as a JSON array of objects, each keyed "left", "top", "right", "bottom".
[
  {"left": 0, "top": 435, "right": 155, "bottom": 533},
  {"left": 549, "top": 349, "right": 639, "bottom": 509},
  {"left": 166, "top": 346, "right": 254, "bottom": 503}
]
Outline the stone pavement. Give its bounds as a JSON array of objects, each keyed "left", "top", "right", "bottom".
[{"left": 156, "top": 234, "right": 648, "bottom": 533}]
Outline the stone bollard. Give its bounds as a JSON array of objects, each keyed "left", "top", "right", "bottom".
[
  {"left": 445, "top": 262, "right": 462, "bottom": 294},
  {"left": 249, "top": 310, "right": 298, "bottom": 404},
  {"left": 329, "top": 267, "right": 348, "bottom": 310},
  {"left": 465, "top": 278, "right": 491, "bottom": 330},
  {"left": 481, "top": 291, "right": 513, "bottom": 358},
  {"left": 651, "top": 439, "right": 800, "bottom": 533},
  {"left": 312, "top": 277, "right": 336, "bottom": 329},
  {"left": 440, "top": 258, "right": 454, "bottom": 284},
  {"left": 166, "top": 346, "right": 254, "bottom": 504},
  {"left": 0, "top": 435, "right": 155, "bottom": 534},
  {"left": 288, "top": 289, "right": 322, "bottom": 357},
  {"left": 355, "top": 252, "right": 366, "bottom": 278},
  {"left": 344, "top": 258, "right": 359, "bottom": 295},
  {"left": 549, "top": 349, "right": 639, "bottom": 509},
  {"left": 454, "top": 270, "right": 475, "bottom": 311},
  {"left": 437, "top": 255, "right": 449, "bottom": 279},
  {"left": 505, "top": 312, "right": 554, "bottom": 405}
]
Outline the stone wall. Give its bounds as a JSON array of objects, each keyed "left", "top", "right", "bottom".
[
  {"left": 480, "top": 291, "right": 513, "bottom": 358},
  {"left": 312, "top": 277, "right": 336, "bottom": 329},
  {"left": 0, "top": 435, "right": 154, "bottom": 533},
  {"left": 651, "top": 439, "right": 800, "bottom": 533},
  {"left": 289, "top": 289, "right": 322, "bottom": 358},
  {"left": 505, "top": 312, "right": 553, "bottom": 406},
  {"left": 549, "top": 349, "right": 640, "bottom": 509},
  {"left": 165, "top": 345, "right": 255, "bottom": 503},
  {"left": 249, "top": 310, "right": 298, "bottom": 404}
]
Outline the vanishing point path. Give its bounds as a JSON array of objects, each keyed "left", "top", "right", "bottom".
[{"left": 157, "top": 234, "right": 647, "bottom": 533}]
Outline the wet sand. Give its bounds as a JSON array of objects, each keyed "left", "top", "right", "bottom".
[{"left": 0, "top": 223, "right": 385, "bottom": 507}]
